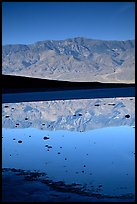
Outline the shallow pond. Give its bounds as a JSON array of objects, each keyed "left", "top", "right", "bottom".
[{"left": 2, "top": 126, "right": 135, "bottom": 198}]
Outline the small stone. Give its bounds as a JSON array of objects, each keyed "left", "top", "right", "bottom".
[
  {"left": 78, "top": 113, "right": 82, "bottom": 116},
  {"left": 125, "top": 114, "right": 130, "bottom": 118},
  {"left": 43, "top": 136, "right": 49, "bottom": 140},
  {"left": 48, "top": 146, "right": 52, "bottom": 149},
  {"left": 4, "top": 105, "right": 9, "bottom": 108},
  {"left": 95, "top": 104, "right": 100, "bottom": 106},
  {"left": 58, "top": 152, "right": 61, "bottom": 154},
  {"left": 18, "top": 140, "right": 22, "bottom": 143},
  {"left": 82, "top": 170, "right": 84, "bottom": 173}
]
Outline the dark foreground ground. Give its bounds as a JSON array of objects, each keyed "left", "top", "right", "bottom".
[{"left": 2, "top": 168, "right": 135, "bottom": 202}]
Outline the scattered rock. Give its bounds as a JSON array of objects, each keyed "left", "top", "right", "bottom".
[
  {"left": 18, "top": 140, "right": 22, "bottom": 143},
  {"left": 78, "top": 113, "right": 82, "bottom": 116},
  {"left": 13, "top": 138, "right": 16, "bottom": 140},
  {"left": 98, "top": 184, "right": 103, "bottom": 188},
  {"left": 108, "top": 103, "right": 115, "bottom": 106},
  {"left": 43, "top": 136, "right": 49, "bottom": 140},
  {"left": 25, "top": 117, "right": 28, "bottom": 120},
  {"left": 5, "top": 115, "right": 9, "bottom": 118},
  {"left": 83, "top": 165, "right": 86, "bottom": 167},
  {"left": 125, "top": 114, "right": 130, "bottom": 118},
  {"left": 4, "top": 105, "right": 9, "bottom": 108},
  {"left": 47, "top": 146, "right": 52, "bottom": 149},
  {"left": 95, "top": 104, "right": 100, "bottom": 106},
  {"left": 58, "top": 152, "right": 61, "bottom": 154},
  {"left": 29, "top": 135, "right": 31, "bottom": 137},
  {"left": 82, "top": 171, "right": 84, "bottom": 173},
  {"left": 65, "top": 158, "right": 67, "bottom": 160}
]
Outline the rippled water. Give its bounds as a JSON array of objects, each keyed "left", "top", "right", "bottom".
[{"left": 2, "top": 126, "right": 135, "bottom": 198}]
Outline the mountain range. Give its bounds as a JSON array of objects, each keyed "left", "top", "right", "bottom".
[{"left": 2, "top": 37, "right": 135, "bottom": 83}]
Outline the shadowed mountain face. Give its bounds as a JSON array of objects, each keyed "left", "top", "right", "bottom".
[{"left": 2, "top": 37, "right": 135, "bottom": 83}]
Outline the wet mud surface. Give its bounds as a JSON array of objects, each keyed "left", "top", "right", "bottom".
[{"left": 2, "top": 168, "right": 135, "bottom": 202}]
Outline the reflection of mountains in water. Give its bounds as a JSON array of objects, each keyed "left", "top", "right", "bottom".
[{"left": 2, "top": 97, "right": 135, "bottom": 131}]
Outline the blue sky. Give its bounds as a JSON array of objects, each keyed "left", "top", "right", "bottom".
[{"left": 2, "top": 2, "right": 135, "bottom": 45}]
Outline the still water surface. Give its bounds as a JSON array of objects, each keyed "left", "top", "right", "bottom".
[{"left": 2, "top": 126, "right": 135, "bottom": 197}]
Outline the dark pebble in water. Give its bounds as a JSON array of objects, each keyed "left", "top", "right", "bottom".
[
  {"left": 42, "top": 123, "right": 45, "bottom": 126},
  {"left": 78, "top": 113, "right": 82, "bottom": 116},
  {"left": 43, "top": 136, "right": 49, "bottom": 140},
  {"left": 4, "top": 105, "right": 9, "bottom": 108},
  {"left": 25, "top": 118, "right": 28, "bottom": 120},
  {"left": 29, "top": 136, "right": 31, "bottom": 137},
  {"left": 13, "top": 138, "right": 16, "bottom": 140},
  {"left": 82, "top": 171, "right": 84, "bottom": 173},
  {"left": 48, "top": 146, "right": 52, "bottom": 149},
  {"left": 45, "top": 145, "right": 49, "bottom": 147},
  {"left": 5, "top": 115, "right": 10, "bottom": 118},
  {"left": 60, "top": 147, "right": 62, "bottom": 148},
  {"left": 83, "top": 165, "right": 86, "bottom": 167},
  {"left": 65, "top": 158, "right": 67, "bottom": 160},
  {"left": 108, "top": 103, "right": 115, "bottom": 106},
  {"left": 73, "top": 114, "right": 76, "bottom": 117},
  {"left": 125, "top": 114, "right": 130, "bottom": 118},
  {"left": 10, "top": 154, "right": 11, "bottom": 156},
  {"left": 18, "top": 140, "right": 22, "bottom": 143},
  {"left": 47, "top": 149, "right": 49, "bottom": 151},
  {"left": 16, "top": 123, "right": 19, "bottom": 126},
  {"left": 95, "top": 104, "right": 100, "bottom": 106},
  {"left": 58, "top": 152, "right": 61, "bottom": 154}
]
